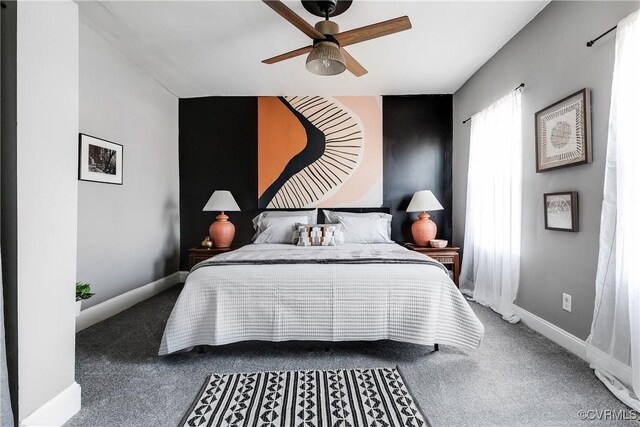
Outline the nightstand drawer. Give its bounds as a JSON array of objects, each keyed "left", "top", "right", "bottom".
[
  {"left": 431, "top": 255, "right": 455, "bottom": 264},
  {"left": 188, "top": 246, "right": 236, "bottom": 269},
  {"left": 190, "top": 256, "right": 213, "bottom": 266}
]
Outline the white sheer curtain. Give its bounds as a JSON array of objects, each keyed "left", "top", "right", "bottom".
[
  {"left": 586, "top": 9, "right": 640, "bottom": 411},
  {"left": 459, "top": 90, "right": 522, "bottom": 323}
]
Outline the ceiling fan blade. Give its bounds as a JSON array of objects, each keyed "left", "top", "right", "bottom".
[
  {"left": 262, "top": 45, "right": 313, "bottom": 64},
  {"left": 262, "top": 0, "right": 325, "bottom": 40},
  {"left": 334, "top": 16, "right": 412, "bottom": 47},
  {"left": 341, "top": 48, "right": 367, "bottom": 77}
]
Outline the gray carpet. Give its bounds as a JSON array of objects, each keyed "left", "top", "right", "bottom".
[{"left": 67, "top": 285, "right": 637, "bottom": 427}]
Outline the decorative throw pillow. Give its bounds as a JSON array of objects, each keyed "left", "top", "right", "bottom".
[
  {"left": 252, "top": 209, "right": 317, "bottom": 242},
  {"left": 254, "top": 215, "right": 310, "bottom": 244},
  {"left": 294, "top": 224, "right": 343, "bottom": 246},
  {"left": 322, "top": 210, "right": 393, "bottom": 243}
]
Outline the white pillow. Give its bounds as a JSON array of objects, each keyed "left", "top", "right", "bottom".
[
  {"left": 336, "top": 215, "right": 393, "bottom": 244},
  {"left": 254, "top": 215, "right": 310, "bottom": 244},
  {"left": 322, "top": 210, "right": 393, "bottom": 243},
  {"left": 252, "top": 209, "right": 317, "bottom": 242}
]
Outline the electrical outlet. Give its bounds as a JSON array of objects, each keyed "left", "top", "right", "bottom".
[{"left": 562, "top": 293, "right": 572, "bottom": 312}]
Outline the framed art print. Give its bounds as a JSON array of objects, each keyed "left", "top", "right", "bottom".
[
  {"left": 78, "top": 134, "right": 123, "bottom": 185},
  {"left": 544, "top": 191, "right": 578, "bottom": 232},
  {"left": 535, "top": 89, "right": 592, "bottom": 172}
]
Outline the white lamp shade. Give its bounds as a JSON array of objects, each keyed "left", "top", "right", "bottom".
[
  {"left": 203, "top": 190, "right": 240, "bottom": 212},
  {"left": 406, "top": 190, "right": 444, "bottom": 212}
]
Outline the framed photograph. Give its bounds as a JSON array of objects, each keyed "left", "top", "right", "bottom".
[
  {"left": 535, "top": 88, "right": 592, "bottom": 172},
  {"left": 78, "top": 134, "right": 123, "bottom": 185},
  {"left": 544, "top": 191, "right": 578, "bottom": 232}
]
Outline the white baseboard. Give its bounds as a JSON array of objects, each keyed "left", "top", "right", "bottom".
[
  {"left": 20, "top": 382, "right": 81, "bottom": 427},
  {"left": 512, "top": 304, "right": 587, "bottom": 362},
  {"left": 587, "top": 341, "right": 633, "bottom": 385},
  {"left": 76, "top": 272, "right": 182, "bottom": 332},
  {"left": 513, "top": 305, "right": 634, "bottom": 388}
]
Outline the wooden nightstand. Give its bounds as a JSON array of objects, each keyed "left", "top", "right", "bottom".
[
  {"left": 404, "top": 243, "right": 461, "bottom": 288},
  {"left": 188, "top": 247, "right": 235, "bottom": 269}
]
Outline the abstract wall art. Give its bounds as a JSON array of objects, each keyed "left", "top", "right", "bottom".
[
  {"left": 535, "top": 89, "right": 592, "bottom": 172},
  {"left": 544, "top": 191, "right": 579, "bottom": 232},
  {"left": 258, "top": 96, "right": 383, "bottom": 208}
]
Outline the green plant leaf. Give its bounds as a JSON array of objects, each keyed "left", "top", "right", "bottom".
[{"left": 76, "top": 282, "right": 94, "bottom": 300}]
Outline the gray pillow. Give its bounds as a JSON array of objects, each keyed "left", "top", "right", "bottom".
[
  {"left": 254, "top": 215, "right": 311, "bottom": 244},
  {"left": 252, "top": 209, "right": 317, "bottom": 242},
  {"left": 322, "top": 210, "right": 393, "bottom": 244}
]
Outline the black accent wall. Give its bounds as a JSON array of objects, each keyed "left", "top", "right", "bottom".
[
  {"left": 179, "top": 95, "right": 453, "bottom": 270},
  {"left": 383, "top": 95, "right": 453, "bottom": 245},
  {"left": 179, "top": 97, "right": 258, "bottom": 269}
]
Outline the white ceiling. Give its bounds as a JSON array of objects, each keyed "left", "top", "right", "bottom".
[{"left": 78, "top": 0, "right": 548, "bottom": 98}]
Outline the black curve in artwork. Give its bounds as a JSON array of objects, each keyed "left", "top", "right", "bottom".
[{"left": 258, "top": 97, "right": 326, "bottom": 208}]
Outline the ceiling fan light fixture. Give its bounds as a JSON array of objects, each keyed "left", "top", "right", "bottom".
[
  {"left": 262, "top": 0, "right": 411, "bottom": 77},
  {"left": 305, "top": 41, "right": 346, "bottom": 76}
]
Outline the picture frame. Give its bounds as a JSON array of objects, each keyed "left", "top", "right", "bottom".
[
  {"left": 544, "top": 191, "right": 578, "bottom": 232},
  {"left": 78, "top": 134, "right": 123, "bottom": 185},
  {"left": 535, "top": 88, "right": 592, "bottom": 173}
]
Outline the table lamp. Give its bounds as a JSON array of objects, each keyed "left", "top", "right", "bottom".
[
  {"left": 203, "top": 190, "right": 241, "bottom": 248},
  {"left": 406, "top": 190, "right": 444, "bottom": 247}
]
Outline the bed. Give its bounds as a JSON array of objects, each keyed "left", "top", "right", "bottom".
[{"left": 159, "top": 242, "right": 484, "bottom": 355}]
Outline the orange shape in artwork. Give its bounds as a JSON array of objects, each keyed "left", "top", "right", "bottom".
[{"left": 258, "top": 97, "right": 307, "bottom": 198}]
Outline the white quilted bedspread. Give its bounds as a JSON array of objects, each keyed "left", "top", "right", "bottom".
[{"left": 159, "top": 243, "right": 484, "bottom": 355}]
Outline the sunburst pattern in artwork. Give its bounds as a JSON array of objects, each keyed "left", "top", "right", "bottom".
[{"left": 258, "top": 96, "right": 382, "bottom": 208}]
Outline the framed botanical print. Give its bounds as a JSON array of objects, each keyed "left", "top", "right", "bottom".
[
  {"left": 78, "top": 134, "right": 123, "bottom": 185},
  {"left": 535, "top": 89, "right": 592, "bottom": 172},
  {"left": 544, "top": 191, "right": 578, "bottom": 232}
]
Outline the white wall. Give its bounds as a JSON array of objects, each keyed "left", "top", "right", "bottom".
[
  {"left": 77, "top": 22, "right": 180, "bottom": 309},
  {"left": 453, "top": 1, "right": 640, "bottom": 340},
  {"left": 16, "top": 0, "right": 79, "bottom": 421}
]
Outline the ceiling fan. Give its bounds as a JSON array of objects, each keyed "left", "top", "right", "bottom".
[{"left": 262, "top": 0, "right": 412, "bottom": 77}]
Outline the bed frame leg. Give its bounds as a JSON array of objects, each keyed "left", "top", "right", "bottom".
[{"left": 433, "top": 344, "right": 439, "bottom": 352}]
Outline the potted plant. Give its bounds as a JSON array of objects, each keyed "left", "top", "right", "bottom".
[{"left": 76, "top": 282, "right": 94, "bottom": 316}]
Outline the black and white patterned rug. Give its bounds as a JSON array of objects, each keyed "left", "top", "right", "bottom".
[{"left": 181, "top": 366, "right": 429, "bottom": 427}]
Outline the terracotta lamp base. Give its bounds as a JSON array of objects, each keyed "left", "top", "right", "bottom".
[
  {"left": 209, "top": 212, "right": 235, "bottom": 248},
  {"left": 411, "top": 212, "right": 437, "bottom": 247}
]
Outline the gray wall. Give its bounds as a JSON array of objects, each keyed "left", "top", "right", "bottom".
[
  {"left": 453, "top": 1, "right": 639, "bottom": 340},
  {"left": 77, "top": 22, "right": 180, "bottom": 309}
]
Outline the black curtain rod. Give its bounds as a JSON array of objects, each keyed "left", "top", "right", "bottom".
[
  {"left": 587, "top": 25, "right": 617, "bottom": 47},
  {"left": 462, "top": 83, "right": 525, "bottom": 124}
]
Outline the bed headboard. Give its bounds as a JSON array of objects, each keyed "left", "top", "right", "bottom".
[
  {"left": 317, "top": 207, "right": 390, "bottom": 223},
  {"left": 255, "top": 207, "right": 391, "bottom": 223}
]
